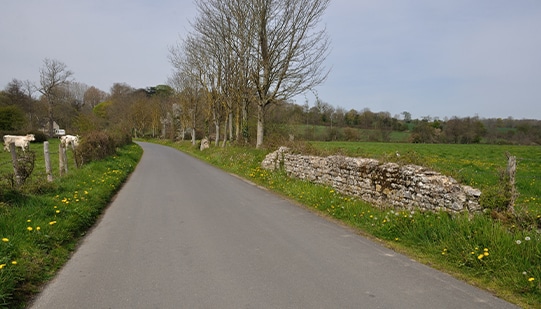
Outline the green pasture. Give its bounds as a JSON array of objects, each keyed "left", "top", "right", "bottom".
[
  {"left": 290, "top": 125, "right": 411, "bottom": 142},
  {"left": 0, "top": 138, "right": 78, "bottom": 183}
]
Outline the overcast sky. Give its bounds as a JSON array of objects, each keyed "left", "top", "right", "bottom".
[{"left": 1, "top": 0, "right": 540, "bottom": 120}]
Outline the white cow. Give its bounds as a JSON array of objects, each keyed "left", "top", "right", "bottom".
[
  {"left": 60, "top": 135, "right": 80, "bottom": 149},
  {"left": 3, "top": 134, "right": 35, "bottom": 152}
]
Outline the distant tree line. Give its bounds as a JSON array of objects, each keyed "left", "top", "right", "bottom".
[{"left": 2, "top": 71, "right": 540, "bottom": 146}]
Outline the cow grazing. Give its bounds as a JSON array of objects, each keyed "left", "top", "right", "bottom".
[
  {"left": 60, "top": 135, "right": 80, "bottom": 149},
  {"left": 3, "top": 134, "right": 35, "bottom": 152}
]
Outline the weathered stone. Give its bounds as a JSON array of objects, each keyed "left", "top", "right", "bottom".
[
  {"left": 200, "top": 138, "right": 210, "bottom": 151},
  {"left": 261, "top": 147, "right": 483, "bottom": 214}
]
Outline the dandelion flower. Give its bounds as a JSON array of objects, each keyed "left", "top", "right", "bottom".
[
  {"left": 0, "top": 264, "right": 6, "bottom": 269},
  {"left": 528, "top": 277, "right": 535, "bottom": 282},
  {"left": 11, "top": 261, "right": 17, "bottom": 265},
  {"left": 56, "top": 210, "right": 60, "bottom": 214},
  {"left": 484, "top": 252, "right": 489, "bottom": 257},
  {"left": 27, "top": 227, "right": 33, "bottom": 231},
  {"left": 1, "top": 238, "right": 8, "bottom": 242},
  {"left": 477, "top": 254, "right": 484, "bottom": 260},
  {"left": 36, "top": 226, "right": 41, "bottom": 231},
  {"left": 516, "top": 240, "right": 522, "bottom": 245},
  {"left": 27, "top": 219, "right": 31, "bottom": 223},
  {"left": 49, "top": 221, "right": 57, "bottom": 225},
  {"left": 484, "top": 248, "right": 489, "bottom": 252},
  {"left": 525, "top": 236, "right": 531, "bottom": 241}
]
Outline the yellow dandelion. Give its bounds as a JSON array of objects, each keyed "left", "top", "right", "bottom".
[
  {"left": 1, "top": 238, "right": 8, "bottom": 242},
  {"left": 49, "top": 221, "right": 57, "bottom": 225},
  {"left": 56, "top": 210, "right": 60, "bottom": 214},
  {"left": 27, "top": 227, "right": 33, "bottom": 231},
  {"left": 484, "top": 252, "right": 489, "bottom": 257},
  {"left": 477, "top": 254, "right": 484, "bottom": 260},
  {"left": 0, "top": 264, "right": 6, "bottom": 269},
  {"left": 36, "top": 226, "right": 41, "bottom": 231},
  {"left": 528, "top": 277, "right": 535, "bottom": 282},
  {"left": 484, "top": 248, "right": 489, "bottom": 252},
  {"left": 27, "top": 219, "right": 31, "bottom": 223},
  {"left": 11, "top": 261, "right": 17, "bottom": 265}
]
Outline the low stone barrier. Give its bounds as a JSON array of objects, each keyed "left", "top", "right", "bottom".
[{"left": 262, "top": 146, "right": 482, "bottom": 213}]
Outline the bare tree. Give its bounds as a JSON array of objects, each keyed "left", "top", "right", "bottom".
[
  {"left": 249, "top": 0, "right": 330, "bottom": 147},
  {"left": 84, "top": 86, "right": 108, "bottom": 109},
  {"left": 172, "top": 0, "right": 329, "bottom": 148},
  {"left": 38, "top": 58, "right": 74, "bottom": 136}
]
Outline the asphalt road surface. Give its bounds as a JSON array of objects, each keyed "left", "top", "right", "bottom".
[{"left": 30, "top": 142, "right": 517, "bottom": 309}]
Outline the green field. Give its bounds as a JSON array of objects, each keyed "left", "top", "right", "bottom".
[{"left": 0, "top": 138, "right": 74, "bottom": 182}]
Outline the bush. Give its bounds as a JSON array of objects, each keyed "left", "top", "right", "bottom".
[{"left": 74, "top": 131, "right": 116, "bottom": 165}]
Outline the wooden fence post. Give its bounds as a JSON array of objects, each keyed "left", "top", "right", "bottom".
[
  {"left": 44, "top": 141, "right": 53, "bottom": 182},
  {"left": 506, "top": 152, "right": 517, "bottom": 213},
  {"left": 59, "top": 144, "right": 68, "bottom": 176},
  {"left": 9, "top": 143, "right": 21, "bottom": 187}
]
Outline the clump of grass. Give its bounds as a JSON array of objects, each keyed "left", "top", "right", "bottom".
[
  {"left": 157, "top": 139, "right": 540, "bottom": 308},
  {"left": 0, "top": 143, "right": 142, "bottom": 308}
]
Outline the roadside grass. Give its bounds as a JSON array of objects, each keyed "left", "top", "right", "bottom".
[
  {"left": 152, "top": 139, "right": 541, "bottom": 308},
  {"left": 0, "top": 142, "right": 142, "bottom": 308}
]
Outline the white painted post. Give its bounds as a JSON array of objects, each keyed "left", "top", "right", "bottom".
[{"left": 44, "top": 141, "right": 53, "bottom": 182}]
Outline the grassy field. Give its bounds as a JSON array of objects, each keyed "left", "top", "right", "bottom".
[
  {"left": 152, "top": 139, "right": 540, "bottom": 308},
  {"left": 0, "top": 140, "right": 142, "bottom": 308}
]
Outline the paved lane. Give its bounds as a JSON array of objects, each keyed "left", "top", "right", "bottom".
[{"left": 30, "top": 142, "right": 517, "bottom": 308}]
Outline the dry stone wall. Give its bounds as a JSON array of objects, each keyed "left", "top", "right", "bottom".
[{"left": 262, "top": 146, "right": 483, "bottom": 213}]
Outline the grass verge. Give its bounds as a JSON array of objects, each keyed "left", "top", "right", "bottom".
[
  {"left": 151, "top": 139, "right": 540, "bottom": 308},
  {"left": 0, "top": 143, "right": 142, "bottom": 308}
]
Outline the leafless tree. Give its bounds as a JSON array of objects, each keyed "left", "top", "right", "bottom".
[
  {"left": 38, "top": 58, "right": 74, "bottom": 136},
  {"left": 248, "top": 0, "right": 330, "bottom": 147},
  {"left": 190, "top": 0, "right": 330, "bottom": 148},
  {"left": 84, "top": 86, "right": 108, "bottom": 109}
]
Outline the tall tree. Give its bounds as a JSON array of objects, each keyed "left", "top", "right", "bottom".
[
  {"left": 174, "top": 0, "right": 330, "bottom": 148},
  {"left": 38, "top": 58, "right": 73, "bottom": 136},
  {"left": 248, "top": 0, "right": 330, "bottom": 147}
]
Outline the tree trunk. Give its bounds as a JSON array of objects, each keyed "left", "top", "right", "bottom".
[
  {"left": 228, "top": 111, "right": 233, "bottom": 141},
  {"left": 221, "top": 116, "right": 227, "bottom": 148},
  {"left": 48, "top": 104, "right": 54, "bottom": 137},
  {"left": 256, "top": 104, "right": 265, "bottom": 149}
]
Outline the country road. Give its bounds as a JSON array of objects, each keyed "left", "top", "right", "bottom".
[{"left": 30, "top": 142, "right": 517, "bottom": 308}]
